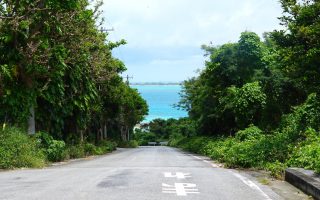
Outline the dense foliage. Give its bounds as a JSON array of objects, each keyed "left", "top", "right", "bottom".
[
  {"left": 0, "top": 127, "right": 45, "bottom": 169},
  {"left": 0, "top": 0, "right": 148, "bottom": 144},
  {"left": 0, "top": 0, "right": 147, "bottom": 168},
  {"left": 0, "top": 127, "right": 118, "bottom": 169},
  {"left": 134, "top": 118, "right": 196, "bottom": 145},
  {"left": 169, "top": 0, "right": 320, "bottom": 176}
]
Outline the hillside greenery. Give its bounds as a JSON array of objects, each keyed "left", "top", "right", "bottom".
[
  {"left": 136, "top": 0, "right": 320, "bottom": 177},
  {"left": 0, "top": 0, "right": 147, "bottom": 168}
]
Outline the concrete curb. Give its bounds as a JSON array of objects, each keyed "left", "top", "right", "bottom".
[{"left": 285, "top": 168, "right": 320, "bottom": 200}]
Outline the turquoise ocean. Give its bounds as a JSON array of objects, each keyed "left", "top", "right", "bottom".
[{"left": 131, "top": 85, "right": 188, "bottom": 122}]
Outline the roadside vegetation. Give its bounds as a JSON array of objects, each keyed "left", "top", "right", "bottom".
[
  {"left": 136, "top": 0, "right": 320, "bottom": 178},
  {"left": 134, "top": 118, "right": 195, "bottom": 146},
  {"left": 0, "top": 126, "right": 118, "bottom": 169},
  {"left": 0, "top": 0, "right": 147, "bottom": 169}
]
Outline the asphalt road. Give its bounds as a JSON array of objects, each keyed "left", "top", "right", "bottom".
[{"left": 0, "top": 147, "right": 300, "bottom": 200}]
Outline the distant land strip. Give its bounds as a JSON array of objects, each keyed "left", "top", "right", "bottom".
[{"left": 130, "top": 82, "right": 182, "bottom": 86}]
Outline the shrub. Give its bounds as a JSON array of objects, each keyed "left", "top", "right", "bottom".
[
  {"left": 129, "top": 140, "right": 139, "bottom": 148},
  {"left": 36, "top": 131, "right": 68, "bottom": 162},
  {"left": 46, "top": 140, "right": 67, "bottom": 162},
  {"left": 36, "top": 131, "right": 53, "bottom": 149},
  {"left": 235, "top": 125, "right": 263, "bottom": 141},
  {"left": 168, "top": 132, "right": 185, "bottom": 147},
  {"left": 134, "top": 131, "right": 157, "bottom": 146},
  {"left": 223, "top": 139, "right": 265, "bottom": 168},
  {"left": 98, "top": 140, "right": 117, "bottom": 152},
  {"left": 288, "top": 128, "right": 320, "bottom": 173},
  {"left": 175, "top": 137, "right": 208, "bottom": 154},
  {"left": 84, "top": 143, "right": 97, "bottom": 156},
  {"left": 279, "top": 93, "right": 320, "bottom": 141},
  {"left": 118, "top": 140, "right": 138, "bottom": 148},
  {"left": 67, "top": 144, "right": 85, "bottom": 159},
  {"left": 0, "top": 127, "right": 45, "bottom": 169},
  {"left": 265, "top": 161, "right": 286, "bottom": 179},
  {"left": 66, "top": 140, "right": 117, "bottom": 158},
  {"left": 202, "top": 137, "right": 235, "bottom": 162}
]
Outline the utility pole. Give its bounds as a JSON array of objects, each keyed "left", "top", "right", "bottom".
[
  {"left": 100, "top": 27, "right": 114, "bottom": 33},
  {"left": 123, "top": 75, "right": 133, "bottom": 85}
]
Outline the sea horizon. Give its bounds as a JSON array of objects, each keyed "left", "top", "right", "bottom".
[{"left": 131, "top": 84, "right": 188, "bottom": 123}]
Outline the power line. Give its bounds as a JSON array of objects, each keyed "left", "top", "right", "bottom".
[
  {"left": 123, "top": 75, "right": 133, "bottom": 85},
  {"left": 100, "top": 27, "right": 114, "bottom": 33}
]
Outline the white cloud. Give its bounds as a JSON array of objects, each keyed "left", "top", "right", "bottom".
[
  {"left": 101, "top": 0, "right": 283, "bottom": 82},
  {"left": 125, "top": 54, "right": 205, "bottom": 82}
]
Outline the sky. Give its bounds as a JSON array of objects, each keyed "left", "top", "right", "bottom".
[{"left": 101, "top": 0, "right": 283, "bottom": 83}]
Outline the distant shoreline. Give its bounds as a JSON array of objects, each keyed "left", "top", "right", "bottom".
[{"left": 130, "top": 82, "right": 182, "bottom": 86}]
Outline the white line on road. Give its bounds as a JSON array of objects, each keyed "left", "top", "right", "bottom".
[
  {"left": 211, "top": 163, "right": 219, "bottom": 168},
  {"left": 192, "top": 156, "right": 202, "bottom": 160},
  {"left": 162, "top": 183, "right": 200, "bottom": 196},
  {"left": 189, "top": 153, "right": 221, "bottom": 168},
  {"left": 231, "top": 172, "right": 272, "bottom": 200},
  {"left": 164, "top": 172, "right": 191, "bottom": 179}
]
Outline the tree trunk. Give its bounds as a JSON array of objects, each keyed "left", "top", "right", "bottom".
[
  {"left": 104, "top": 123, "right": 107, "bottom": 139},
  {"left": 120, "top": 126, "right": 126, "bottom": 141},
  {"left": 127, "top": 128, "right": 130, "bottom": 141},
  {"left": 28, "top": 106, "right": 35, "bottom": 135},
  {"left": 80, "top": 130, "right": 84, "bottom": 142}
]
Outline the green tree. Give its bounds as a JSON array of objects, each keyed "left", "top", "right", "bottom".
[
  {"left": 178, "top": 32, "right": 267, "bottom": 135},
  {"left": 0, "top": 0, "right": 148, "bottom": 143},
  {"left": 271, "top": 0, "right": 320, "bottom": 94}
]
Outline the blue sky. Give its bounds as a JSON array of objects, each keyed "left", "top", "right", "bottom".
[{"left": 101, "top": 0, "right": 283, "bottom": 82}]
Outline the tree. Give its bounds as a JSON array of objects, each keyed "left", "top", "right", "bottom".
[
  {"left": 271, "top": 0, "right": 320, "bottom": 94},
  {"left": 178, "top": 32, "right": 267, "bottom": 135},
  {"left": 0, "top": 0, "right": 148, "bottom": 143}
]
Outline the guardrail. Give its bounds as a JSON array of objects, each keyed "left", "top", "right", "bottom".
[
  {"left": 147, "top": 142, "right": 157, "bottom": 146},
  {"left": 159, "top": 141, "right": 168, "bottom": 146},
  {"left": 147, "top": 141, "right": 169, "bottom": 146}
]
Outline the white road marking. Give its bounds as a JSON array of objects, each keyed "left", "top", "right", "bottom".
[
  {"left": 162, "top": 183, "right": 200, "bottom": 196},
  {"left": 189, "top": 154, "right": 222, "bottom": 168},
  {"left": 211, "top": 163, "right": 219, "bottom": 168},
  {"left": 193, "top": 156, "right": 202, "bottom": 160},
  {"left": 164, "top": 172, "right": 191, "bottom": 179},
  {"left": 231, "top": 172, "right": 272, "bottom": 200}
]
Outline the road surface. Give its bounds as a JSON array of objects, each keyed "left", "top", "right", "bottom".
[{"left": 0, "top": 147, "right": 305, "bottom": 200}]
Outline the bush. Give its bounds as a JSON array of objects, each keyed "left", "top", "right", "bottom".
[
  {"left": 118, "top": 140, "right": 138, "bottom": 148},
  {"left": 174, "top": 136, "right": 208, "bottom": 154},
  {"left": 67, "top": 144, "right": 85, "bottom": 159},
  {"left": 0, "top": 127, "right": 118, "bottom": 169},
  {"left": 202, "top": 137, "right": 234, "bottom": 162},
  {"left": 279, "top": 93, "right": 320, "bottom": 141},
  {"left": 0, "top": 127, "right": 45, "bottom": 169},
  {"left": 98, "top": 140, "right": 117, "bottom": 152},
  {"left": 288, "top": 128, "right": 320, "bottom": 173},
  {"left": 168, "top": 132, "right": 185, "bottom": 147},
  {"left": 36, "top": 131, "right": 68, "bottom": 162},
  {"left": 223, "top": 139, "right": 265, "bottom": 168},
  {"left": 84, "top": 143, "right": 97, "bottom": 156},
  {"left": 169, "top": 124, "right": 309, "bottom": 177},
  {"left": 134, "top": 130, "right": 157, "bottom": 146},
  {"left": 68, "top": 141, "right": 117, "bottom": 158},
  {"left": 265, "top": 161, "right": 286, "bottom": 179},
  {"left": 167, "top": 94, "right": 320, "bottom": 176},
  {"left": 129, "top": 140, "right": 139, "bottom": 148},
  {"left": 46, "top": 140, "right": 67, "bottom": 162},
  {"left": 235, "top": 125, "right": 263, "bottom": 141}
]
